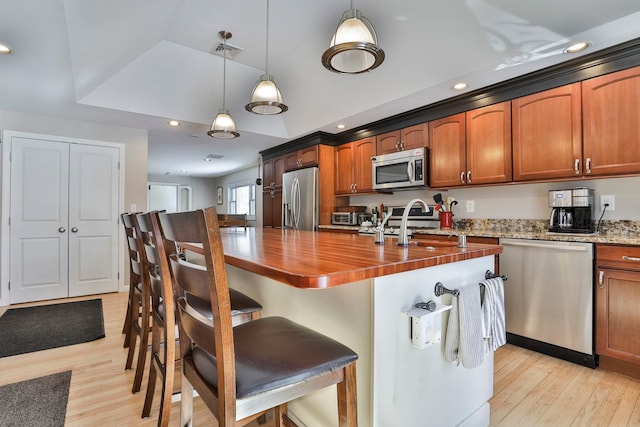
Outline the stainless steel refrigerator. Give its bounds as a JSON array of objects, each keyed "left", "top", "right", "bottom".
[{"left": 282, "top": 167, "right": 319, "bottom": 231}]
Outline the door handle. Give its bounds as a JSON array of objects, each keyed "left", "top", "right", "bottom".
[
  {"left": 58, "top": 227, "right": 66, "bottom": 233},
  {"left": 71, "top": 227, "right": 78, "bottom": 233}
]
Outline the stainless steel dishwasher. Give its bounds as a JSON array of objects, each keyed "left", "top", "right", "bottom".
[{"left": 499, "top": 238, "right": 595, "bottom": 367}]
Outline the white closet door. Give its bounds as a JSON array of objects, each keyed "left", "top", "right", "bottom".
[
  {"left": 9, "top": 138, "right": 70, "bottom": 304},
  {"left": 68, "top": 143, "right": 119, "bottom": 297}
]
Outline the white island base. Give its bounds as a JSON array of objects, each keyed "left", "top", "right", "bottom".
[{"left": 228, "top": 255, "right": 495, "bottom": 427}]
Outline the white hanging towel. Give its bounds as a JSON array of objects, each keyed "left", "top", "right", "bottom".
[
  {"left": 444, "top": 283, "right": 484, "bottom": 369},
  {"left": 481, "top": 277, "right": 506, "bottom": 352}
]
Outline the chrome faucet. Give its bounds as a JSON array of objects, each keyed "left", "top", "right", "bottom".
[
  {"left": 398, "top": 198, "right": 428, "bottom": 246},
  {"left": 374, "top": 211, "right": 391, "bottom": 244}
]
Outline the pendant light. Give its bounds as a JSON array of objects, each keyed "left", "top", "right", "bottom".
[
  {"left": 322, "top": 1, "right": 385, "bottom": 74},
  {"left": 245, "top": 0, "right": 288, "bottom": 114},
  {"left": 208, "top": 31, "right": 240, "bottom": 139}
]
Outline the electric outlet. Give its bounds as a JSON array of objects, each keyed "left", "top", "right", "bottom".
[
  {"left": 130, "top": 203, "right": 137, "bottom": 212},
  {"left": 466, "top": 200, "right": 475, "bottom": 213},
  {"left": 600, "top": 195, "right": 615, "bottom": 211}
]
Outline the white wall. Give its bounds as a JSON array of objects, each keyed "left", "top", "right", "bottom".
[
  {"left": 350, "top": 176, "right": 640, "bottom": 221},
  {"left": 147, "top": 174, "right": 217, "bottom": 210},
  {"left": 214, "top": 165, "right": 262, "bottom": 227}
]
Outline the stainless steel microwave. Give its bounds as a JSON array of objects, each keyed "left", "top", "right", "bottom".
[{"left": 371, "top": 147, "right": 427, "bottom": 190}]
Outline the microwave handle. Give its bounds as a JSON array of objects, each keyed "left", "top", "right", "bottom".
[{"left": 407, "top": 159, "right": 415, "bottom": 183}]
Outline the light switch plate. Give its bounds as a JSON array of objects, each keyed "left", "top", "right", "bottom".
[{"left": 466, "top": 200, "right": 475, "bottom": 212}]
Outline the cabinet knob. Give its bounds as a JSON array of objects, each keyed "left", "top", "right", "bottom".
[
  {"left": 71, "top": 227, "right": 78, "bottom": 233},
  {"left": 58, "top": 227, "right": 66, "bottom": 233}
]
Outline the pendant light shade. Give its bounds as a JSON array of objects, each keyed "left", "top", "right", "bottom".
[
  {"left": 246, "top": 74, "right": 288, "bottom": 114},
  {"left": 246, "top": 0, "right": 288, "bottom": 114},
  {"left": 209, "top": 31, "right": 239, "bottom": 139},
  {"left": 322, "top": 6, "right": 385, "bottom": 74},
  {"left": 209, "top": 108, "right": 239, "bottom": 139}
]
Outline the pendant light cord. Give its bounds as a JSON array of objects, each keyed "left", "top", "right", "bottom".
[
  {"left": 265, "top": 0, "right": 270, "bottom": 74},
  {"left": 222, "top": 35, "right": 227, "bottom": 109}
]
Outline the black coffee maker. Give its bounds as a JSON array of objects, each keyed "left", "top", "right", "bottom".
[{"left": 548, "top": 188, "right": 595, "bottom": 233}]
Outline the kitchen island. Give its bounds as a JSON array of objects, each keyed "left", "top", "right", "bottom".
[{"left": 213, "top": 228, "right": 502, "bottom": 427}]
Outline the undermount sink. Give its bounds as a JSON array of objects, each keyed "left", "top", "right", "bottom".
[{"left": 413, "top": 239, "right": 457, "bottom": 248}]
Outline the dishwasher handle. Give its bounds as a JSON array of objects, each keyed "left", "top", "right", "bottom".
[{"left": 501, "top": 240, "right": 590, "bottom": 252}]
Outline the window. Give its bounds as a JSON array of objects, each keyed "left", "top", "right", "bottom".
[{"left": 228, "top": 183, "right": 256, "bottom": 219}]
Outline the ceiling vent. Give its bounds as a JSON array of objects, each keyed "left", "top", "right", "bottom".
[{"left": 213, "top": 42, "right": 242, "bottom": 59}]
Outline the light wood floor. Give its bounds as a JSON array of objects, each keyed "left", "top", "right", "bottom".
[{"left": 1, "top": 292, "right": 640, "bottom": 426}]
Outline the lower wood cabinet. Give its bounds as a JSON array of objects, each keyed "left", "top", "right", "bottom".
[
  {"left": 595, "top": 244, "right": 640, "bottom": 378},
  {"left": 262, "top": 189, "right": 282, "bottom": 228}
]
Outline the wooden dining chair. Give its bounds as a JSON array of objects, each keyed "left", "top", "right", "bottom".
[
  {"left": 121, "top": 212, "right": 152, "bottom": 394},
  {"left": 138, "top": 210, "right": 263, "bottom": 427},
  {"left": 158, "top": 207, "right": 358, "bottom": 427}
]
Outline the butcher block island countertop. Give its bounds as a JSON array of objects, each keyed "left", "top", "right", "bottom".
[
  {"left": 217, "top": 227, "right": 502, "bottom": 289},
  {"left": 203, "top": 227, "right": 502, "bottom": 427}
]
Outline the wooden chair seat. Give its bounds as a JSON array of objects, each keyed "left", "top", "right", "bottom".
[
  {"left": 191, "top": 316, "right": 358, "bottom": 402},
  {"left": 158, "top": 207, "right": 358, "bottom": 427}
]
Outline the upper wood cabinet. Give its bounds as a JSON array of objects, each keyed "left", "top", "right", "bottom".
[
  {"left": 285, "top": 145, "right": 319, "bottom": 171},
  {"left": 582, "top": 66, "right": 640, "bottom": 177},
  {"left": 335, "top": 137, "right": 375, "bottom": 195},
  {"left": 512, "top": 83, "right": 582, "bottom": 181},
  {"left": 428, "top": 113, "right": 466, "bottom": 188},
  {"left": 262, "top": 155, "right": 285, "bottom": 189},
  {"left": 376, "top": 123, "right": 428, "bottom": 154},
  {"left": 429, "top": 102, "right": 511, "bottom": 188}
]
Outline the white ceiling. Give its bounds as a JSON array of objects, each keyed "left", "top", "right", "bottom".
[{"left": 2, "top": 0, "right": 640, "bottom": 177}]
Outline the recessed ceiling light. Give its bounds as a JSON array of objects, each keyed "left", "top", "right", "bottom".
[
  {"left": 167, "top": 120, "right": 180, "bottom": 127},
  {"left": 0, "top": 44, "right": 13, "bottom": 54},
  {"left": 564, "top": 42, "right": 590, "bottom": 54},
  {"left": 451, "top": 82, "right": 468, "bottom": 91},
  {"left": 336, "top": 124, "right": 346, "bottom": 129},
  {"left": 204, "top": 157, "right": 212, "bottom": 162}
]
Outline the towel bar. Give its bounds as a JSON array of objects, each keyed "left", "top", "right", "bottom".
[{"left": 434, "top": 270, "right": 507, "bottom": 298}]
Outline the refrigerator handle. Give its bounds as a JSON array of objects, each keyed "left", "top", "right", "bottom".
[{"left": 292, "top": 177, "right": 301, "bottom": 228}]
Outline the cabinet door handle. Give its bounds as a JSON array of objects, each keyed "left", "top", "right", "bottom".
[
  {"left": 467, "top": 171, "right": 471, "bottom": 184},
  {"left": 574, "top": 158, "right": 580, "bottom": 174},
  {"left": 598, "top": 270, "right": 604, "bottom": 288},
  {"left": 400, "top": 141, "right": 405, "bottom": 150},
  {"left": 395, "top": 141, "right": 400, "bottom": 151},
  {"left": 353, "top": 183, "right": 357, "bottom": 193},
  {"left": 460, "top": 171, "right": 465, "bottom": 184},
  {"left": 585, "top": 157, "right": 591, "bottom": 174},
  {"left": 622, "top": 255, "right": 640, "bottom": 262}
]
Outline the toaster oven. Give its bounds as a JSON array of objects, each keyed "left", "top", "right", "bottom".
[{"left": 331, "top": 211, "right": 358, "bottom": 225}]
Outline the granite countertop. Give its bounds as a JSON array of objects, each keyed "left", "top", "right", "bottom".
[{"left": 320, "top": 219, "right": 640, "bottom": 246}]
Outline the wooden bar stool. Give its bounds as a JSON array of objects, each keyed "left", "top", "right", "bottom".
[
  {"left": 121, "top": 212, "right": 152, "bottom": 394},
  {"left": 138, "top": 211, "right": 263, "bottom": 427},
  {"left": 159, "top": 207, "right": 358, "bottom": 427}
]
